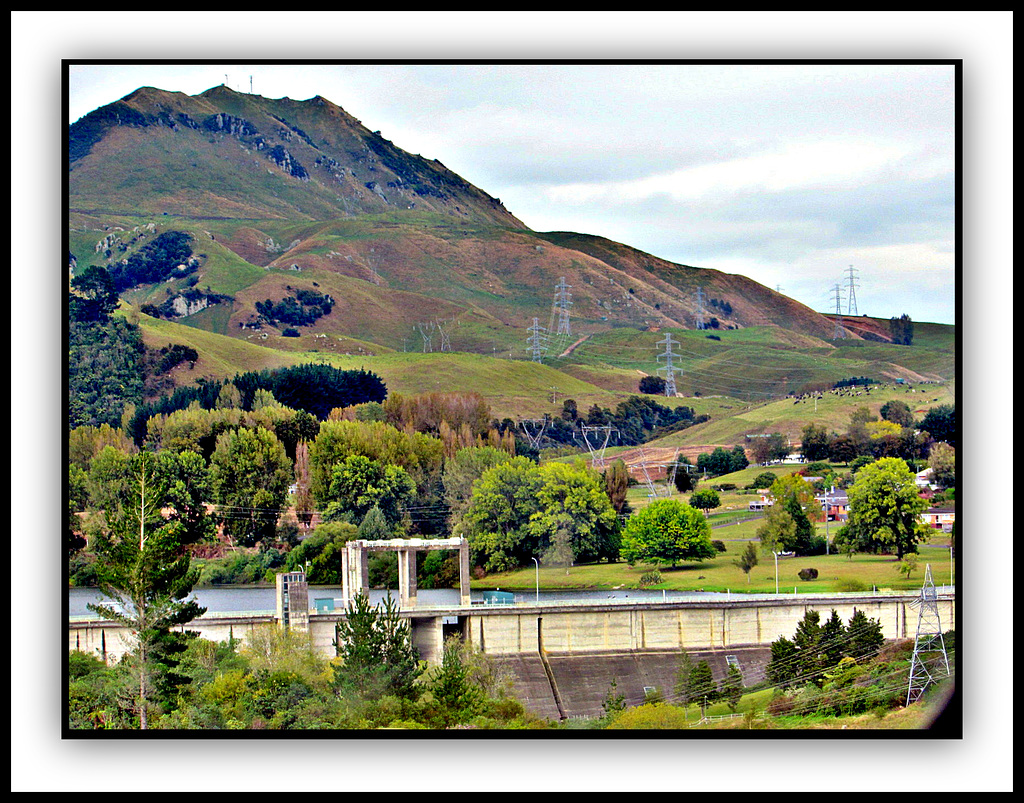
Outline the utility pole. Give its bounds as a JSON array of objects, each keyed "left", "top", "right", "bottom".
[
  {"left": 906, "top": 565, "right": 951, "bottom": 706},
  {"left": 656, "top": 332, "right": 681, "bottom": 396}
]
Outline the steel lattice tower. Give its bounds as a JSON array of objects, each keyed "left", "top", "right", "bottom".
[
  {"left": 695, "top": 287, "right": 707, "bottom": 330},
  {"left": 832, "top": 283, "right": 846, "bottom": 339},
  {"left": 553, "top": 277, "right": 572, "bottom": 337},
  {"left": 656, "top": 332, "right": 681, "bottom": 396},
  {"left": 527, "top": 318, "right": 548, "bottom": 362},
  {"left": 845, "top": 264, "right": 859, "bottom": 316},
  {"left": 906, "top": 564, "right": 951, "bottom": 706},
  {"left": 581, "top": 425, "right": 616, "bottom": 469}
]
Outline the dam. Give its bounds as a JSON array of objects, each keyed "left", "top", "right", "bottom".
[{"left": 67, "top": 538, "right": 955, "bottom": 719}]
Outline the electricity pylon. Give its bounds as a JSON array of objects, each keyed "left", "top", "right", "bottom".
[
  {"left": 656, "top": 332, "right": 681, "bottom": 396},
  {"left": 695, "top": 287, "right": 707, "bottom": 330},
  {"left": 518, "top": 418, "right": 549, "bottom": 450},
  {"left": 832, "top": 283, "right": 846, "bottom": 339},
  {"left": 553, "top": 277, "right": 572, "bottom": 337},
  {"left": 581, "top": 425, "right": 616, "bottom": 470},
  {"left": 906, "top": 564, "right": 952, "bottom": 706},
  {"left": 415, "top": 322, "right": 435, "bottom": 353},
  {"left": 527, "top": 318, "right": 548, "bottom": 362},
  {"left": 845, "top": 264, "right": 859, "bottom": 316}
]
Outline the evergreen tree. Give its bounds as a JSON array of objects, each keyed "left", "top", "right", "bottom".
[
  {"left": 792, "top": 610, "right": 825, "bottom": 686},
  {"left": 88, "top": 450, "right": 210, "bottom": 728},
  {"left": 766, "top": 636, "right": 799, "bottom": 689},
  {"left": 819, "top": 609, "right": 848, "bottom": 669},
  {"left": 847, "top": 608, "right": 885, "bottom": 660},
  {"left": 427, "top": 635, "right": 484, "bottom": 727},
  {"left": 685, "top": 660, "right": 718, "bottom": 710},
  {"left": 333, "top": 593, "right": 423, "bottom": 701},
  {"left": 720, "top": 663, "right": 745, "bottom": 712}
]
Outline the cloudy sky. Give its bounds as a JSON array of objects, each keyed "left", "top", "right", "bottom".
[{"left": 67, "top": 60, "right": 957, "bottom": 324}]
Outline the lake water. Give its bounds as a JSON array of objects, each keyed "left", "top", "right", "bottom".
[{"left": 67, "top": 585, "right": 740, "bottom": 616}]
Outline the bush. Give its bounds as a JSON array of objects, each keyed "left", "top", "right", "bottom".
[
  {"left": 711, "top": 540, "right": 727, "bottom": 553},
  {"left": 639, "top": 570, "right": 663, "bottom": 587},
  {"left": 798, "top": 568, "right": 819, "bottom": 581}
]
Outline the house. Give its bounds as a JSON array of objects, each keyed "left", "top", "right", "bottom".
[
  {"left": 748, "top": 491, "right": 774, "bottom": 511},
  {"left": 817, "top": 487, "right": 849, "bottom": 522},
  {"left": 921, "top": 507, "right": 956, "bottom": 532},
  {"left": 915, "top": 467, "right": 937, "bottom": 490}
]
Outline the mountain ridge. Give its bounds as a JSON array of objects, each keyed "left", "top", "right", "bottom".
[{"left": 68, "top": 84, "right": 954, "bottom": 413}]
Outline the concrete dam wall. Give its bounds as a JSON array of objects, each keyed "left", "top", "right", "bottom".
[{"left": 68, "top": 591, "right": 953, "bottom": 721}]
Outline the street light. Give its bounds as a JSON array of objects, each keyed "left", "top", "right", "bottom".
[
  {"left": 773, "top": 551, "right": 779, "bottom": 595},
  {"left": 532, "top": 557, "right": 540, "bottom": 603}
]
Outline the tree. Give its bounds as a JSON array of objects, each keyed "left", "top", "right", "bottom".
[
  {"left": 919, "top": 404, "right": 957, "bottom": 448},
  {"left": 847, "top": 608, "right": 885, "bottom": 660},
  {"left": 819, "top": 609, "right": 848, "bottom": 669},
  {"left": 323, "top": 454, "right": 416, "bottom": 530},
  {"left": 620, "top": 499, "right": 717, "bottom": 567},
  {"left": 734, "top": 541, "right": 759, "bottom": 583},
  {"left": 639, "top": 375, "right": 666, "bottom": 395},
  {"left": 756, "top": 504, "right": 797, "bottom": 555},
  {"left": 720, "top": 663, "right": 744, "bottom": 712},
  {"left": 880, "top": 399, "right": 915, "bottom": 428},
  {"left": 87, "top": 450, "right": 210, "bottom": 728},
  {"left": 426, "top": 635, "right": 484, "bottom": 727},
  {"left": 766, "top": 636, "right": 799, "bottom": 689},
  {"left": 209, "top": 426, "right": 293, "bottom": 547},
  {"left": 442, "top": 445, "right": 515, "bottom": 536},
  {"left": 841, "top": 457, "right": 930, "bottom": 559},
  {"left": 684, "top": 660, "right": 717, "bottom": 710},
  {"left": 689, "top": 488, "right": 720, "bottom": 516},
  {"left": 801, "top": 423, "right": 831, "bottom": 462},
  {"left": 603, "top": 459, "right": 632, "bottom": 514},
  {"left": 333, "top": 593, "right": 423, "bottom": 701},
  {"left": 928, "top": 442, "right": 956, "bottom": 489},
  {"left": 69, "top": 263, "right": 120, "bottom": 323},
  {"left": 888, "top": 313, "right": 914, "bottom": 345},
  {"left": 464, "top": 458, "right": 619, "bottom": 572},
  {"left": 673, "top": 459, "right": 695, "bottom": 493},
  {"left": 792, "top": 610, "right": 826, "bottom": 686}
]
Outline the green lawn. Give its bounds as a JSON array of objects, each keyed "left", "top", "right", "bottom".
[{"left": 473, "top": 515, "right": 953, "bottom": 596}]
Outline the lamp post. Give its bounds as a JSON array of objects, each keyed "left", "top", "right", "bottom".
[
  {"left": 774, "top": 551, "right": 779, "bottom": 595},
  {"left": 532, "top": 557, "right": 540, "bottom": 603}
]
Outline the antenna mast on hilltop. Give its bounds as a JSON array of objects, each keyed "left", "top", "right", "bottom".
[
  {"left": 656, "top": 332, "right": 681, "bottom": 396},
  {"left": 845, "top": 265, "right": 860, "bottom": 316}
]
